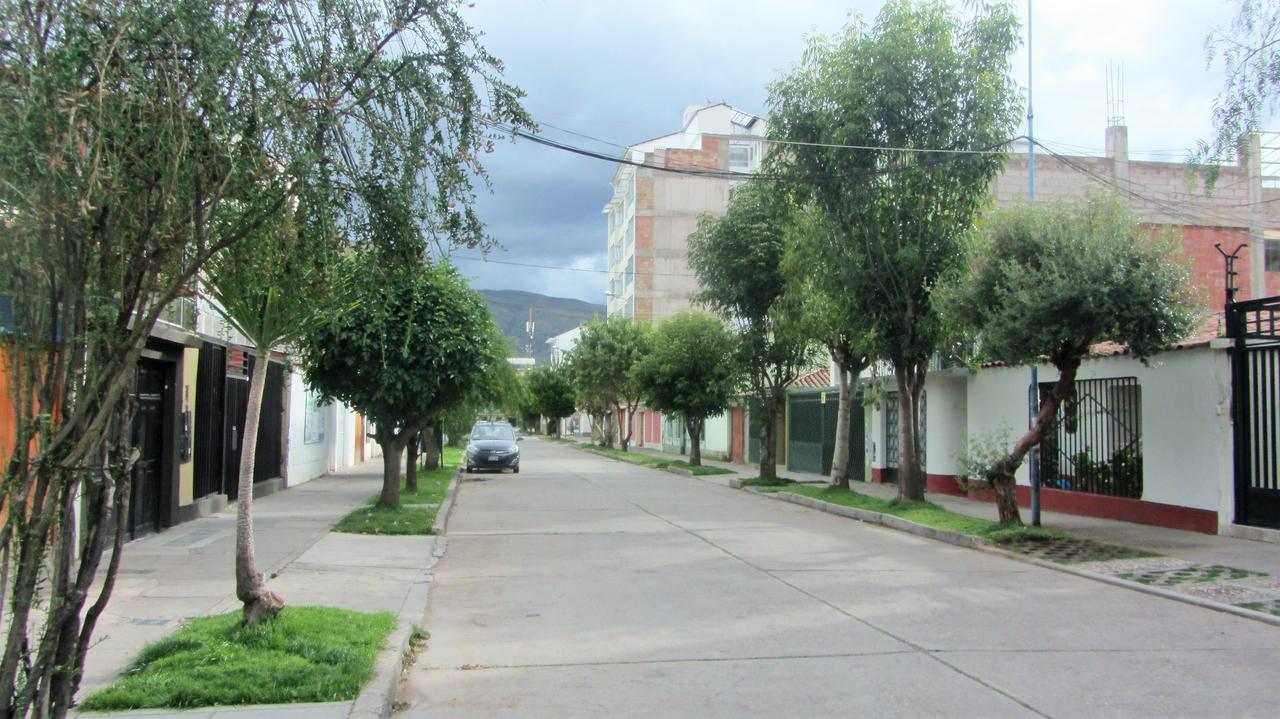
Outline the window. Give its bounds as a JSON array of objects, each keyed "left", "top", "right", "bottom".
[
  {"left": 1267, "top": 236, "right": 1280, "bottom": 272},
  {"left": 729, "top": 141, "right": 759, "bottom": 172},
  {"left": 625, "top": 255, "right": 634, "bottom": 282}
]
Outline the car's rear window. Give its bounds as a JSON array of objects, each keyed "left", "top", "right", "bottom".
[{"left": 472, "top": 424, "right": 515, "bottom": 441}]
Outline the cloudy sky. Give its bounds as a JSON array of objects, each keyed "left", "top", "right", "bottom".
[{"left": 450, "top": 0, "right": 1243, "bottom": 304}]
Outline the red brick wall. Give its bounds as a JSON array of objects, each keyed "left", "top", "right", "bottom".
[
  {"left": 1180, "top": 226, "right": 1253, "bottom": 311},
  {"left": 636, "top": 178, "right": 654, "bottom": 211},
  {"left": 662, "top": 136, "right": 724, "bottom": 171}
]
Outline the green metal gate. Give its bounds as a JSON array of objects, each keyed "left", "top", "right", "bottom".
[{"left": 787, "top": 389, "right": 863, "bottom": 480}]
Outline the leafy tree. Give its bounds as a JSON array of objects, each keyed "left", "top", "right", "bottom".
[
  {"left": 634, "top": 313, "right": 740, "bottom": 466},
  {"left": 436, "top": 332, "right": 527, "bottom": 458},
  {"left": 1198, "top": 0, "right": 1280, "bottom": 167},
  {"left": 942, "top": 196, "right": 1198, "bottom": 524},
  {"left": 688, "top": 180, "right": 818, "bottom": 481},
  {"left": 567, "top": 318, "right": 651, "bottom": 451},
  {"left": 527, "top": 365, "right": 577, "bottom": 437},
  {"left": 303, "top": 255, "right": 498, "bottom": 509},
  {"left": 782, "top": 205, "right": 875, "bottom": 489},
  {"left": 767, "top": 0, "right": 1021, "bottom": 500},
  {"left": 0, "top": 0, "right": 529, "bottom": 711}
]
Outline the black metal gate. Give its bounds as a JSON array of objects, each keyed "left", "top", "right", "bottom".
[
  {"left": 130, "top": 360, "right": 169, "bottom": 539},
  {"left": 193, "top": 342, "right": 225, "bottom": 500},
  {"left": 1036, "top": 377, "right": 1142, "bottom": 498},
  {"left": 1228, "top": 295, "right": 1280, "bottom": 529},
  {"left": 221, "top": 349, "right": 285, "bottom": 500}
]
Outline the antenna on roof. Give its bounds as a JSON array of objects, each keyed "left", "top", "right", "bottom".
[{"left": 1106, "top": 60, "right": 1125, "bottom": 127}]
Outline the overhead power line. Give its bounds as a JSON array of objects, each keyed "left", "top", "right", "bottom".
[
  {"left": 488, "top": 119, "right": 1024, "bottom": 182},
  {"left": 451, "top": 253, "right": 699, "bottom": 278}
]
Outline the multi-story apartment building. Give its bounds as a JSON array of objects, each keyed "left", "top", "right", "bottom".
[{"left": 603, "top": 103, "right": 766, "bottom": 322}]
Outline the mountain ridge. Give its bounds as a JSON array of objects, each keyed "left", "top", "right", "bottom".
[{"left": 480, "top": 289, "right": 604, "bottom": 365}]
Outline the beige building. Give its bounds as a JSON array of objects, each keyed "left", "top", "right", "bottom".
[
  {"left": 994, "top": 126, "right": 1280, "bottom": 313},
  {"left": 603, "top": 103, "right": 766, "bottom": 322}
]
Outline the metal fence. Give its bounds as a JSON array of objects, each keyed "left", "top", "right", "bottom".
[
  {"left": 1037, "top": 377, "right": 1142, "bottom": 498},
  {"left": 1228, "top": 295, "right": 1280, "bottom": 528}
]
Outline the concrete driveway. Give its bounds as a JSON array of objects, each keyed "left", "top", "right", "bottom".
[{"left": 398, "top": 439, "right": 1279, "bottom": 718}]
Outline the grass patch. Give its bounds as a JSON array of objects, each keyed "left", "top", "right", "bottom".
[
  {"left": 669, "top": 460, "right": 733, "bottom": 475},
  {"left": 333, "top": 504, "right": 437, "bottom": 535},
  {"left": 756, "top": 484, "right": 1151, "bottom": 563},
  {"left": 576, "top": 444, "right": 734, "bottom": 474},
  {"left": 334, "top": 448, "right": 460, "bottom": 535},
  {"left": 80, "top": 607, "right": 395, "bottom": 711},
  {"left": 740, "top": 476, "right": 796, "bottom": 487}
]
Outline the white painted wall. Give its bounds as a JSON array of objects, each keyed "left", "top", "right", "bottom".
[
  {"left": 285, "top": 370, "right": 332, "bottom": 487},
  {"left": 863, "top": 345, "right": 1234, "bottom": 524},
  {"left": 703, "top": 411, "right": 730, "bottom": 458},
  {"left": 925, "top": 374, "right": 968, "bottom": 478}
]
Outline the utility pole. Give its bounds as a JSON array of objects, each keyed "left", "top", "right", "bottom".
[
  {"left": 525, "top": 307, "right": 535, "bottom": 358},
  {"left": 1027, "top": 0, "right": 1041, "bottom": 527}
]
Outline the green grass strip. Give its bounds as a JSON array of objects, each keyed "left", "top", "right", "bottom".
[
  {"left": 576, "top": 444, "right": 733, "bottom": 474},
  {"left": 757, "top": 484, "right": 1072, "bottom": 544},
  {"left": 334, "top": 447, "right": 461, "bottom": 535},
  {"left": 80, "top": 607, "right": 395, "bottom": 711}
]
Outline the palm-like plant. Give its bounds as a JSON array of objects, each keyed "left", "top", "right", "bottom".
[{"left": 203, "top": 204, "right": 337, "bottom": 624}]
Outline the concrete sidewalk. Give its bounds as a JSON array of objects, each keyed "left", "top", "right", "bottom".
[
  {"left": 630, "top": 444, "right": 1280, "bottom": 576},
  {"left": 77, "top": 459, "right": 437, "bottom": 718}
]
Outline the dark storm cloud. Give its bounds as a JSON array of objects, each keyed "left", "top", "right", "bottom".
[{"left": 457, "top": 1, "right": 1240, "bottom": 303}]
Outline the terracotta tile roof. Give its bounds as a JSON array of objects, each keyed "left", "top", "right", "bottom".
[
  {"left": 979, "top": 313, "right": 1223, "bottom": 369},
  {"left": 791, "top": 367, "right": 832, "bottom": 389}
]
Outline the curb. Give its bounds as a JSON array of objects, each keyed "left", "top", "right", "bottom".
[
  {"left": 349, "top": 472, "right": 458, "bottom": 719},
  {"left": 431, "top": 468, "right": 463, "bottom": 536},
  {"left": 750, "top": 488, "right": 1280, "bottom": 629},
  {"left": 346, "top": 537, "right": 445, "bottom": 719},
  {"left": 569, "top": 444, "right": 738, "bottom": 481}
]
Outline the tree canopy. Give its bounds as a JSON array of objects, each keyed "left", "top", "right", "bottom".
[
  {"left": 943, "top": 195, "right": 1199, "bottom": 523},
  {"left": 527, "top": 365, "right": 578, "bottom": 436},
  {"left": 634, "top": 312, "right": 740, "bottom": 466},
  {"left": 567, "top": 318, "right": 651, "bottom": 451},
  {"left": 688, "top": 180, "right": 818, "bottom": 479},
  {"left": 1198, "top": 0, "right": 1280, "bottom": 166},
  {"left": 767, "top": 0, "right": 1022, "bottom": 499},
  {"left": 303, "top": 254, "right": 498, "bottom": 507}
]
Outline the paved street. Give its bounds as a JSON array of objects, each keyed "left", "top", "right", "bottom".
[{"left": 400, "top": 438, "right": 1280, "bottom": 718}]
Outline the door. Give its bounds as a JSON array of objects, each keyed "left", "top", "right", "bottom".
[
  {"left": 130, "top": 361, "right": 168, "bottom": 538},
  {"left": 730, "top": 407, "right": 745, "bottom": 464}
]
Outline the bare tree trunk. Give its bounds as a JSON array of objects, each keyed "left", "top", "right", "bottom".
[
  {"left": 619, "top": 404, "right": 634, "bottom": 452},
  {"left": 423, "top": 425, "right": 442, "bottom": 470},
  {"left": 831, "top": 366, "right": 852, "bottom": 489},
  {"left": 993, "top": 354, "right": 1084, "bottom": 526},
  {"left": 895, "top": 363, "right": 926, "bottom": 502},
  {"left": 602, "top": 411, "right": 615, "bottom": 448},
  {"left": 758, "top": 393, "right": 781, "bottom": 481},
  {"left": 377, "top": 429, "right": 405, "bottom": 509},
  {"left": 687, "top": 418, "right": 703, "bottom": 466},
  {"left": 405, "top": 432, "right": 419, "bottom": 493},
  {"left": 237, "top": 352, "right": 284, "bottom": 625}
]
